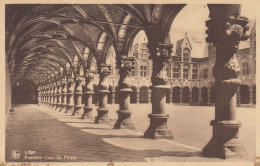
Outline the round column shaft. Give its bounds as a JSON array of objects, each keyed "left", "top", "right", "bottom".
[
  {"left": 66, "top": 78, "right": 75, "bottom": 114},
  {"left": 143, "top": 37, "right": 173, "bottom": 139},
  {"left": 202, "top": 5, "right": 248, "bottom": 159},
  {"left": 81, "top": 71, "right": 96, "bottom": 119},
  {"left": 95, "top": 63, "right": 111, "bottom": 123},
  {"left": 114, "top": 56, "right": 135, "bottom": 129},
  {"left": 73, "top": 76, "right": 84, "bottom": 116}
]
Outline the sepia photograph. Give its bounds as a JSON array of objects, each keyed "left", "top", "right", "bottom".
[{"left": 2, "top": 1, "right": 259, "bottom": 165}]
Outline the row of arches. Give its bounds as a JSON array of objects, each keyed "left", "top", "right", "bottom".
[{"left": 89, "top": 84, "right": 256, "bottom": 105}]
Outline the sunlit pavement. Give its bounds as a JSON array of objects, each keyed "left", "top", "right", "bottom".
[{"left": 5, "top": 104, "right": 255, "bottom": 162}]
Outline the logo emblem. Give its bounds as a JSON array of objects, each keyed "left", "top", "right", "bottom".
[{"left": 11, "top": 150, "right": 21, "bottom": 159}]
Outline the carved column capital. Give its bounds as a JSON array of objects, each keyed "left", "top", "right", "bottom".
[
  {"left": 206, "top": 14, "right": 249, "bottom": 84},
  {"left": 117, "top": 55, "right": 135, "bottom": 89},
  {"left": 67, "top": 78, "right": 75, "bottom": 93},
  {"left": 98, "top": 63, "right": 111, "bottom": 90},
  {"left": 85, "top": 70, "right": 96, "bottom": 91},
  {"left": 147, "top": 42, "right": 173, "bottom": 86}
]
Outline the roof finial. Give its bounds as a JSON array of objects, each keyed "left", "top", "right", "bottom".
[{"left": 185, "top": 32, "right": 187, "bottom": 37}]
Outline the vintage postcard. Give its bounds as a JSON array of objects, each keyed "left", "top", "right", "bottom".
[{"left": 0, "top": 0, "right": 259, "bottom": 166}]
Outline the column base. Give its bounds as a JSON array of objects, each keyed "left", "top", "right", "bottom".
[
  {"left": 60, "top": 104, "right": 67, "bottom": 112},
  {"left": 72, "top": 105, "right": 84, "bottom": 116},
  {"left": 51, "top": 103, "right": 56, "bottom": 109},
  {"left": 80, "top": 106, "right": 94, "bottom": 119},
  {"left": 144, "top": 114, "right": 173, "bottom": 139},
  {"left": 65, "top": 105, "right": 74, "bottom": 114},
  {"left": 114, "top": 110, "right": 135, "bottom": 129},
  {"left": 95, "top": 108, "right": 110, "bottom": 124},
  {"left": 202, "top": 120, "right": 247, "bottom": 159},
  {"left": 55, "top": 104, "right": 61, "bottom": 111}
]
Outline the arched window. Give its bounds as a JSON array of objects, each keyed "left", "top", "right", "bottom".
[
  {"left": 106, "top": 46, "right": 117, "bottom": 76},
  {"left": 183, "top": 65, "right": 189, "bottom": 79},
  {"left": 83, "top": 47, "right": 90, "bottom": 64},
  {"left": 192, "top": 64, "right": 198, "bottom": 79},
  {"left": 183, "top": 48, "right": 190, "bottom": 62},
  {"left": 90, "top": 57, "right": 97, "bottom": 71},
  {"left": 173, "top": 64, "right": 180, "bottom": 79}
]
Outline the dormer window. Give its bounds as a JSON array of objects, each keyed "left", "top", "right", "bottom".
[{"left": 183, "top": 48, "right": 190, "bottom": 62}]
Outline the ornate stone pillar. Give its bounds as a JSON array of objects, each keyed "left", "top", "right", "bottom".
[
  {"left": 60, "top": 79, "right": 67, "bottom": 112},
  {"left": 73, "top": 76, "right": 84, "bottom": 116},
  {"left": 136, "top": 89, "right": 140, "bottom": 104},
  {"left": 114, "top": 56, "right": 135, "bottom": 129},
  {"left": 179, "top": 88, "right": 183, "bottom": 104},
  {"left": 249, "top": 86, "right": 253, "bottom": 105},
  {"left": 81, "top": 70, "right": 96, "bottom": 119},
  {"left": 56, "top": 81, "right": 62, "bottom": 111},
  {"left": 144, "top": 40, "right": 173, "bottom": 139},
  {"left": 207, "top": 88, "right": 211, "bottom": 105},
  {"left": 66, "top": 78, "right": 75, "bottom": 114},
  {"left": 95, "top": 63, "right": 111, "bottom": 123},
  {"left": 237, "top": 86, "right": 240, "bottom": 107},
  {"left": 203, "top": 5, "right": 249, "bottom": 159},
  {"left": 169, "top": 89, "right": 173, "bottom": 104}
]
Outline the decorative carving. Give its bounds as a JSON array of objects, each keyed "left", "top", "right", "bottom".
[
  {"left": 85, "top": 70, "right": 96, "bottom": 91},
  {"left": 67, "top": 78, "right": 75, "bottom": 93},
  {"left": 98, "top": 63, "right": 111, "bottom": 90},
  {"left": 206, "top": 15, "right": 249, "bottom": 82},
  {"left": 118, "top": 56, "right": 135, "bottom": 89},
  {"left": 148, "top": 42, "right": 173, "bottom": 86},
  {"left": 75, "top": 76, "right": 84, "bottom": 93}
]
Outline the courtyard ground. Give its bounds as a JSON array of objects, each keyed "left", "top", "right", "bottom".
[{"left": 5, "top": 104, "right": 256, "bottom": 162}]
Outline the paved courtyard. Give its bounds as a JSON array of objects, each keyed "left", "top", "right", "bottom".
[{"left": 5, "top": 104, "right": 255, "bottom": 162}]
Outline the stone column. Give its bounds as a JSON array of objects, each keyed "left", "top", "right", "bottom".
[
  {"left": 56, "top": 81, "right": 62, "bottom": 111},
  {"left": 249, "top": 86, "right": 253, "bottom": 105},
  {"left": 95, "top": 63, "right": 111, "bottom": 123},
  {"left": 189, "top": 90, "right": 192, "bottom": 105},
  {"left": 237, "top": 86, "right": 240, "bottom": 107},
  {"left": 37, "top": 86, "right": 41, "bottom": 106},
  {"left": 207, "top": 88, "right": 211, "bottom": 105},
  {"left": 136, "top": 89, "right": 140, "bottom": 104},
  {"left": 203, "top": 5, "right": 249, "bottom": 159},
  {"left": 144, "top": 40, "right": 173, "bottom": 139},
  {"left": 111, "top": 90, "right": 115, "bottom": 104},
  {"left": 198, "top": 88, "right": 202, "bottom": 105},
  {"left": 43, "top": 85, "right": 46, "bottom": 107},
  {"left": 114, "top": 56, "right": 135, "bottom": 129},
  {"left": 66, "top": 78, "right": 75, "bottom": 114},
  {"left": 49, "top": 83, "right": 53, "bottom": 108},
  {"left": 52, "top": 81, "right": 57, "bottom": 109},
  {"left": 60, "top": 79, "right": 67, "bottom": 112},
  {"left": 169, "top": 89, "right": 173, "bottom": 104},
  {"left": 81, "top": 70, "right": 96, "bottom": 119},
  {"left": 147, "top": 89, "right": 151, "bottom": 104},
  {"left": 179, "top": 88, "right": 183, "bottom": 104},
  {"left": 73, "top": 76, "right": 84, "bottom": 116}
]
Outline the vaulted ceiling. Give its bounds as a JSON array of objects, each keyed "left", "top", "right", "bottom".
[{"left": 6, "top": 4, "right": 186, "bottom": 86}]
